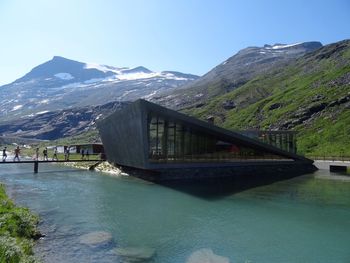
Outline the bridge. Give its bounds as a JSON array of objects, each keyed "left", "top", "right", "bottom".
[{"left": 0, "top": 159, "right": 106, "bottom": 173}]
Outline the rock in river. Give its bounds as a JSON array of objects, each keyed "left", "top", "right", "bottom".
[
  {"left": 186, "top": 248, "right": 230, "bottom": 263},
  {"left": 79, "top": 231, "right": 113, "bottom": 247},
  {"left": 114, "top": 246, "right": 156, "bottom": 262}
]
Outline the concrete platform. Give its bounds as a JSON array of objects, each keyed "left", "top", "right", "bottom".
[{"left": 313, "top": 160, "right": 350, "bottom": 170}]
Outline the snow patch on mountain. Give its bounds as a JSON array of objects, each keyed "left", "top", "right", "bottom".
[
  {"left": 54, "top": 73, "right": 74, "bottom": 80},
  {"left": 0, "top": 56, "right": 199, "bottom": 122},
  {"left": 85, "top": 62, "right": 192, "bottom": 81},
  {"left": 39, "top": 99, "right": 50, "bottom": 104},
  {"left": 84, "top": 63, "right": 121, "bottom": 74},
  {"left": 36, "top": 110, "right": 50, "bottom": 115},
  {"left": 265, "top": 43, "right": 303, "bottom": 50},
  {"left": 117, "top": 72, "right": 160, "bottom": 81},
  {"left": 142, "top": 90, "right": 158, "bottom": 100},
  {"left": 12, "top": 105, "right": 23, "bottom": 111}
]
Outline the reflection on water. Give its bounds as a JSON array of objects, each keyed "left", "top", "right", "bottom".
[{"left": 1, "top": 163, "right": 350, "bottom": 263}]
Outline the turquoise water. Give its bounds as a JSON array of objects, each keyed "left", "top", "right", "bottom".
[{"left": 1, "top": 164, "right": 350, "bottom": 263}]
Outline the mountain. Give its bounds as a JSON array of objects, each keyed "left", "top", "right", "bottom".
[
  {"left": 13, "top": 56, "right": 115, "bottom": 83},
  {"left": 184, "top": 39, "right": 350, "bottom": 156},
  {"left": 153, "top": 41, "right": 322, "bottom": 109},
  {"left": 0, "top": 56, "right": 198, "bottom": 121},
  {"left": 0, "top": 101, "right": 129, "bottom": 140}
]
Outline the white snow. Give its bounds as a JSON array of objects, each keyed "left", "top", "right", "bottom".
[
  {"left": 60, "top": 82, "right": 83, "bottom": 90},
  {"left": 265, "top": 42, "right": 302, "bottom": 50},
  {"left": 117, "top": 72, "right": 160, "bottom": 81},
  {"left": 12, "top": 105, "right": 23, "bottom": 111},
  {"left": 85, "top": 62, "right": 191, "bottom": 81},
  {"left": 95, "top": 114, "right": 103, "bottom": 120},
  {"left": 39, "top": 99, "right": 49, "bottom": 104},
  {"left": 54, "top": 73, "right": 74, "bottom": 80},
  {"left": 36, "top": 110, "right": 49, "bottom": 115},
  {"left": 272, "top": 42, "right": 302, "bottom": 49},
  {"left": 84, "top": 63, "right": 121, "bottom": 74},
  {"left": 141, "top": 90, "right": 158, "bottom": 100}
]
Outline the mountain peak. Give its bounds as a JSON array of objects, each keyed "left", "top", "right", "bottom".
[
  {"left": 14, "top": 56, "right": 114, "bottom": 83},
  {"left": 52, "top": 55, "right": 69, "bottom": 60},
  {"left": 155, "top": 40, "right": 324, "bottom": 109}
]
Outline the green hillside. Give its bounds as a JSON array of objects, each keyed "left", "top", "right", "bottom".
[{"left": 187, "top": 40, "right": 350, "bottom": 156}]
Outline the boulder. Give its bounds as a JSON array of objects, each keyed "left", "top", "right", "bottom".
[
  {"left": 186, "top": 248, "right": 230, "bottom": 263},
  {"left": 79, "top": 231, "right": 113, "bottom": 247},
  {"left": 268, "top": 103, "right": 282, "bottom": 110},
  {"left": 222, "top": 100, "right": 236, "bottom": 110},
  {"left": 114, "top": 246, "right": 155, "bottom": 262}
]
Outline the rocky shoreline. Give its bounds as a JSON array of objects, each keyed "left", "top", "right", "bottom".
[{"left": 63, "top": 160, "right": 128, "bottom": 177}]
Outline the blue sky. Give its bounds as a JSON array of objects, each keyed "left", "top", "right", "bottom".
[{"left": 0, "top": 0, "right": 349, "bottom": 85}]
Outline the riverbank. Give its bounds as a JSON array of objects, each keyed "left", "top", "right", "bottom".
[
  {"left": 63, "top": 160, "right": 126, "bottom": 176},
  {"left": 0, "top": 184, "right": 41, "bottom": 263}
]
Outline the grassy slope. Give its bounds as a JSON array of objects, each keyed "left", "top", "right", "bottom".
[
  {"left": 52, "top": 130, "right": 100, "bottom": 146},
  {"left": 187, "top": 40, "right": 350, "bottom": 156},
  {"left": 0, "top": 185, "right": 40, "bottom": 263}
]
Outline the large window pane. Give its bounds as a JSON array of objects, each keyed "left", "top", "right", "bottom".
[{"left": 148, "top": 113, "right": 292, "bottom": 163}]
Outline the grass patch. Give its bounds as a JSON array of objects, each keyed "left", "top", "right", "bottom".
[{"left": 0, "top": 184, "right": 40, "bottom": 263}]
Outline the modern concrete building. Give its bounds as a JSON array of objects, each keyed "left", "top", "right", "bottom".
[{"left": 97, "top": 99, "right": 316, "bottom": 181}]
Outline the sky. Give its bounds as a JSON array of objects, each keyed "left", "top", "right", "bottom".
[{"left": 0, "top": 0, "right": 349, "bottom": 85}]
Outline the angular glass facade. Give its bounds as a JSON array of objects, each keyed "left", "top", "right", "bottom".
[
  {"left": 148, "top": 114, "right": 292, "bottom": 163},
  {"left": 241, "top": 131, "right": 297, "bottom": 153}
]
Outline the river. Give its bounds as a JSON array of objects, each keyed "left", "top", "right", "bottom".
[{"left": 1, "top": 163, "right": 350, "bottom": 263}]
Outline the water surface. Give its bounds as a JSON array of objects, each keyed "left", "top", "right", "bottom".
[{"left": 1, "top": 163, "right": 350, "bottom": 263}]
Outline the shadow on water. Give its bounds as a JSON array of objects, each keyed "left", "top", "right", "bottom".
[{"left": 158, "top": 173, "right": 306, "bottom": 200}]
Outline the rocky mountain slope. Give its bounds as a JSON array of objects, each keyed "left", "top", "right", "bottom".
[
  {"left": 0, "top": 56, "right": 198, "bottom": 121},
  {"left": 0, "top": 101, "right": 129, "bottom": 140},
  {"left": 186, "top": 40, "right": 350, "bottom": 156},
  {"left": 153, "top": 42, "right": 322, "bottom": 109}
]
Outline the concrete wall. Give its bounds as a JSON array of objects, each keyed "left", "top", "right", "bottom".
[{"left": 97, "top": 100, "right": 147, "bottom": 169}]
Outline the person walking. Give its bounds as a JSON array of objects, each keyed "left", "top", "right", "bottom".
[
  {"left": 2, "top": 147, "right": 7, "bottom": 162},
  {"left": 35, "top": 147, "right": 39, "bottom": 160},
  {"left": 81, "top": 149, "right": 85, "bottom": 160},
  {"left": 52, "top": 147, "right": 58, "bottom": 161},
  {"left": 66, "top": 146, "right": 70, "bottom": 161},
  {"left": 64, "top": 147, "right": 68, "bottom": 161},
  {"left": 43, "top": 147, "right": 48, "bottom": 161},
  {"left": 13, "top": 146, "right": 20, "bottom": 162}
]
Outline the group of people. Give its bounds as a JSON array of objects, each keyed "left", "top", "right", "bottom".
[
  {"left": 81, "top": 149, "right": 90, "bottom": 160},
  {"left": 2, "top": 145, "right": 94, "bottom": 162},
  {"left": 1, "top": 146, "right": 60, "bottom": 162},
  {"left": 2, "top": 146, "right": 21, "bottom": 162},
  {"left": 34, "top": 147, "right": 58, "bottom": 161}
]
